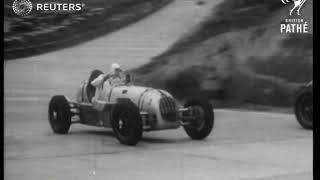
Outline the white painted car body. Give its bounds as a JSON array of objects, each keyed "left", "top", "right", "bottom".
[{"left": 76, "top": 81, "right": 182, "bottom": 131}]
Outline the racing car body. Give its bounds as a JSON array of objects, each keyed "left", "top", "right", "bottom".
[
  {"left": 48, "top": 70, "right": 214, "bottom": 145},
  {"left": 77, "top": 82, "right": 181, "bottom": 131}
]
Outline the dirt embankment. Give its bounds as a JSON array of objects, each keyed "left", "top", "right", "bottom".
[
  {"left": 4, "top": 0, "right": 172, "bottom": 60},
  {"left": 131, "top": 0, "right": 313, "bottom": 108}
]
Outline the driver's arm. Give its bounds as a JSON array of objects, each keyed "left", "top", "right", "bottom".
[
  {"left": 103, "top": 74, "right": 111, "bottom": 82},
  {"left": 91, "top": 74, "right": 110, "bottom": 87}
]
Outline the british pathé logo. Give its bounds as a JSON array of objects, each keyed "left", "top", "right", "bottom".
[
  {"left": 280, "top": 0, "right": 309, "bottom": 33},
  {"left": 281, "top": 0, "right": 307, "bottom": 16}
]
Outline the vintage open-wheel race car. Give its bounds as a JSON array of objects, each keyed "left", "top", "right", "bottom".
[
  {"left": 294, "top": 81, "right": 313, "bottom": 130},
  {"left": 48, "top": 70, "right": 214, "bottom": 145}
]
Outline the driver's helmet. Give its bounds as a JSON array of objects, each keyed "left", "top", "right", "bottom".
[{"left": 110, "top": 63, "right": 122, "bottom": 75}]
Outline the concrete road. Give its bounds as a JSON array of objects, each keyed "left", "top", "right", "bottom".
[
  {"left": 4, "top": 99, "right": 313, "bottom": 180},
  {"left": 4, "top": 0, "right": 312, "bottom": 179}
]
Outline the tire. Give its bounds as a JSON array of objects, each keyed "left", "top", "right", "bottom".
[
  {"left": 48, "top": 95, "right": 72, "bottom": 134},
  {"left": 294, "top": 88, "right": 313, "bottom": 130},
  {"left": 111, "top": 102, "right": 143, "bottom": 145},
  {"left": 183, "top": 99, "right": 214, "bottom": 140}
]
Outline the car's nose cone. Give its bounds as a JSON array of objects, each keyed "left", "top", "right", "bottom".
[{"left": 159, "top": 96, "right": 177, "bottom": 122}]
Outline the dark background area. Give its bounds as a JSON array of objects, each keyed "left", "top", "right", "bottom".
[{"left": 130, "top": 0, "right": 313, "bottom": 108}]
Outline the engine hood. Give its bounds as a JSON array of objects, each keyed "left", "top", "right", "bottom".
[
  {"left": 107, "top": 85, "right": 180, "bottom": 130},
  {"left": 108, "top": 85, "right": 173, "bottom": 110}
]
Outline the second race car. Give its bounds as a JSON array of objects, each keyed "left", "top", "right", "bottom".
[{"left": 294, "top": 81, "right": 313, "bottom": 130}]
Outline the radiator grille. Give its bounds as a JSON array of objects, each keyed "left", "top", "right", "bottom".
[{"left": 159, "top": 97, "right": 177, "bottom": 121}]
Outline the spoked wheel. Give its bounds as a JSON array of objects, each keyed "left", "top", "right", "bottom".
[
  {"left": 48, "top": 95, "right": 72, "bottom": 134},
  {"left": 189, "top": 105, "right": 206, "bottom": 131},
  {"left": 111, "top": 103, "right": 143, "bottom": 145},
  {"left": 183, "top": 99, "right": 214, "bottom": 140},
  {"left": 295, "top": 90, "right": 313, "bottom": 130}
]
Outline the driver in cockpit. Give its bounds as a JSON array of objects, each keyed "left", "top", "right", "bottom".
[{"left": 91, "top": 63, "right": 126, "bottom": 107}]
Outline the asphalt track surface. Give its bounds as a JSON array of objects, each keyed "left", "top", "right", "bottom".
[{"left": 4, "top": 0, "right": 312, "bottom": 179}]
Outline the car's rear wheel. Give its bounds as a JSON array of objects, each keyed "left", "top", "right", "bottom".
[
  {"left": 294, "top": 89, "right": 313, "bottom": 130},
  {"left": 183, "top": 99, "right": 214, "bottom": 140},
  {"left": 48, "top": 95, "right": 71, "bottom": 134},
  {"left": 111, "top": 103, "right": 143, "bottom": 145}
]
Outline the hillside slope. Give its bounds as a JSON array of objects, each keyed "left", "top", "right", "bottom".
[
  {"left": 131, "top": 0, "right": 313, "bottom": 107},
  {"left": 4, "top": 0, "right": 172, "bottom": 59}
]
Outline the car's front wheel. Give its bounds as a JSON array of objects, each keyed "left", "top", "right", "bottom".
[
  {"left": 111, "top": 102, "right": 143, "bottom": 145},
  {"left": 183, "top": 99, "right": 214, "bottom": 140},
  {"left": 48, "top": 95, "right": 71, "bottom": 134}
]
